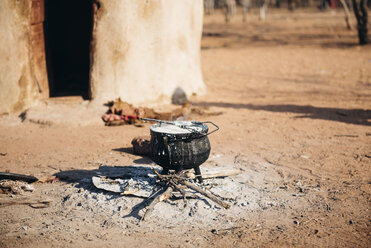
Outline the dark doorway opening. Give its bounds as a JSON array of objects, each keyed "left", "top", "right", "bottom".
[{"left": 44, "top": 0, "right": 92, "bottom": 99}]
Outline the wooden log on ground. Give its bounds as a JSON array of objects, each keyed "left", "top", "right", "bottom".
[{"left": 0, "top": 199, "right": 52, "bottom": 208}]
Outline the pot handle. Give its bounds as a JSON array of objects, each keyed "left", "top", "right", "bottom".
[{"left": 202, "top": 121, "right": 219, "bottom": 136}]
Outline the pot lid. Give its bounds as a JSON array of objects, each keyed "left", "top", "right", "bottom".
[{"left": 150, "top": 121, "right": 208, "bottom": 135}]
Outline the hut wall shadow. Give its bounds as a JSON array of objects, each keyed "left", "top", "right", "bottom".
[{"left": 193, "top": 102, "right": 371, "bottom": 126}]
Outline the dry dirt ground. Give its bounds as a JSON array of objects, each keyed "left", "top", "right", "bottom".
[{"left": 1, "top": 8, "right": 370, "bottom": 248}]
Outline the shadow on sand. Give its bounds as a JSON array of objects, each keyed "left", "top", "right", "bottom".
[
  {"left": 54, "top": 164, "right": 165, "bottom": 220},
  {"left": 202, "top": 24, "right": 361, "bottom": 49},
  {"left": 193, "top": 102, "right": 371, "bottom": 126},
  {"left": 112, "top": 147, "right": 153, "bottom": 165}
]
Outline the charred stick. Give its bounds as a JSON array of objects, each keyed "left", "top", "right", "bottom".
[
  {"left": 171, "top": 194, "right": 198, "bottom": 200},
  {"left": 179, "top": 180, "right": 230, "bottom": 209},
  {"left": 153, "top": 169, "right": 166, "bottom": 180},
  {"left": 153, "top": 169, "right": 185, "bottom": 180},
  {"left": 153, "top": 169, "right": 230, "bottom": 209},
  {"left": 169, "top": 179, "right": 187, "bottom": 201},
  {"left": 141, "top": 186, "right": 173, "bottom": 221},
  {"left": 154, "top": 169, "right": 187, "bottom": 200}
]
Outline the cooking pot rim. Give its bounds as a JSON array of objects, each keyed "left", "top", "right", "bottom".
[{"left": 150, "top": 121, "right": 209, "bottom": 135}]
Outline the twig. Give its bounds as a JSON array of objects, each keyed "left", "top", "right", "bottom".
[
  {"left": 120, "top": 188, "right": 140, "bottom": 195},
  {"left": 153, "top": 172, "right": 185, "bottom": 180},
  {"left": 169, "top": 179, "right": 187, "bottom": 200},
  {"left": 179, "top": 180, "right": 230, "bottom": 209},
  {"left": 153, "top": 169, "right": 230, "bottom": 209},
  {"left": 186, "top": 168, "right": 241, "bottom": 180},
  {"left": 143, "top": 188, "right": 163, "bottom": 201},
  {"left": 153, "top": 171, "right": 187, "bottom": 203},
  {"left": 0, "top": 199, "right": 52, "bottom": 208},
  {"left": 171, "top": 194, "right": 198, "bottom": 200},
  {"left": 334, "top": 134, "right": 358, "bottom": 138},
  {"left": 141, "top": 186, "right": 173, "bottom": 221}
]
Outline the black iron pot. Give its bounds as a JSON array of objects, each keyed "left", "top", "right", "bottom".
[{"left": 149, "top": 120, "right": 219, "bottom": 182}]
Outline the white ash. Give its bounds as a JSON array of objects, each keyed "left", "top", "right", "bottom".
[
  {"left": 58, "top": 162, "right": 285, "bottom": 230},
  {"left": 92, "top": 176, "right": 160, "bottom": 197}
]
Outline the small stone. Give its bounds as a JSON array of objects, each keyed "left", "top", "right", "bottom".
[
  {"left": 171, "top": 87, "right": 188, "bottom": 105},
  {"left": 349, "top": 219, "right": 354, "bottom": 224},
  {"left": 21, "top": 184, "right": 34, "bottom": 192},
  {"left": 211, "top": 229, "right": 218, "bottom": 234},
  {"left": 314, "top": 229, "right": 319, "bottom": 234},
  {"left": 293, "top": 220, "right": 299, "bottom": 225},
  {"left": 131, "top": 136, "right": 151, "bottom": 155}
]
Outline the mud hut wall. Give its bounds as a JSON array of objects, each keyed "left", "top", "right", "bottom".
[
  {"left": 0, "top": 1, "right": 40, "bottom": 114},
  {"left": 90, "top": 0, "right": 205, "bottom": 104}
]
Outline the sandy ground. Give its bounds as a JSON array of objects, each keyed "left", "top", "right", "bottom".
[{"left": 1, "top": 8, "right": 370, "bottom": 248}]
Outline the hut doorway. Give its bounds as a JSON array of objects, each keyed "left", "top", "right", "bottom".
[{"left": 44, "top": 0, "right": 93, "bottom": 99}]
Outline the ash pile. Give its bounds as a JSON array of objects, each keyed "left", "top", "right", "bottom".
[
  {"left": 89, "top": 164, "right": 242, "bottom": 221},
  {"left": 57, "top": 160, "right": 276, "bottom": 228}
]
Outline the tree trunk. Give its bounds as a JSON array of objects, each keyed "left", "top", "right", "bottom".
[
  {"left": 260, "top": 0, "right": 268, "bottom": 21},
  {"left": 339, "top": 0, "right": 352, "bottom": 30},
  {"left": 352, "top": 0, "right": 369, "bottom": 44}
]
